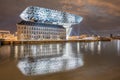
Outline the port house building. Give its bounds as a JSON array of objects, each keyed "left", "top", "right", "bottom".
[{"left": 17, "top": 21, "right": 66, "bottom": 40}]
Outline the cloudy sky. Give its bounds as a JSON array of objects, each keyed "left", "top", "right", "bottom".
[{"left": 0, "top": 0, "right": 120, "bottom": 35}]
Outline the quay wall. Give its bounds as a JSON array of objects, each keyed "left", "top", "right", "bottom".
[{"left": 1, "top": 39, "right": 111, "bottom": 45}]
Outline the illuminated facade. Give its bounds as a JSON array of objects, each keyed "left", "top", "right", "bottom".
[
  {"left": 17, "top": 21, "right": 66, "bottom": 40},
  {"left": 0, "top": 30, "right": 10, "bottom": 39},
  {"left": 19, "top": 6, "right": 83, "bottom": 40},
  {"left": 0, "top": 30, "right": 17, "bottom": 41}
]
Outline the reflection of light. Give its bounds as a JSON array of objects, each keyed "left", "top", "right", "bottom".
[
  {"left": 89, "top": 42, "right": 94, "bottom": 54},
  {"left": 21, "top": 45, "right": 24, "bottom": 52},
  {"left": 81, "top": 42, "right": 102, "bottom": 55},
  {"left": 31, "top": 45, "right": 37, "bottom": 55},
  {"left": 117, "top": 40, "right": 120, "bottom": 56},
  {"left": 16, "top": 44, "right": 63, "bottom": 58},
  {"left": 97, "top": 41, "right": 101, "bottom": 54},
  {"left": 63, "top": 43, "right": 73, "bottom": 58},
  {"left": 57, "top": 44, "right": 60, "bottom": 54},
  {"left": 84, "top": 43, "right": 88, "bottom": 51},
  {"left": 15, "top": 46, "right": 18, "bottom": 59},
  {"left": 77, "top": 42, "right": 80, "bottom": 53},
  {"left": 17, "top": 43, "right": 84, "bottom": 76}
]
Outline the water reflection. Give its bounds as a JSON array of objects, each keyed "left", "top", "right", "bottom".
[
  {"left": 0, "top": 40, "right": 120, "bottom": 77},
  {"left": 117, "top": 40, "right": 120, "bottom": 55},
  {"left": 16, "top": 43, "right": 83, "bottom": 76},
  {"left": 116, "top": 40, "right": 120, "bottom": 56},
  {"left": 15, "top": 44, "right": 63, "bottom": 59},
  {"left": 79, "top": 40, "right": 120, "bottom": 56},
  {"left": 79, "top": 42, "right": 102, "bottom": 55}
]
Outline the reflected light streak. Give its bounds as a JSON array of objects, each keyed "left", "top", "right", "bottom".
[
  {"left": 117, "top": 40, "right": 120, "bottom": 56},
  {"left": 15, "top": 46, "right": 18, "bottom": 59},
  {"left": 89, "top": 42, "right": 94, "bottom": 55},
  {"left": 97, "top": 41, "right": 101, "bottom": 54},
  {"left": 77, "top": 42, "right": 80, "bottom": 53},
  {"left": 62, "top": 43, "right": 73, "bottom": 58}
]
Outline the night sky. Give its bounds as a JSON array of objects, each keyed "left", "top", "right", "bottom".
[{"left": 0, "top": 0, "right": 120, "bottom": 35}]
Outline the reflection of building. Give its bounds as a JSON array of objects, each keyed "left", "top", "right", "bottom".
[
  {"left": 18, "top": 58, "right": 83, "bottom": 76},
  {"left": 17, "top": 21, "right": 66, "bottom": 40},
  {"left": 15, "top": 44, "right": 64, "bottom": 59},
  {"left": 16, "top": 43, "right": 83, "bottom": 76},
  {"left": 0, "top": 30, "right": 17, "bottom": 41}
]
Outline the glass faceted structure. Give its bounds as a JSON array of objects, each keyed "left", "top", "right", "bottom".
[
  {"left": 20, "top": 6, "right": 83, "bottom": 25},
  {"left": 18, "top": 6, "right": 83, "bottom": 40}
]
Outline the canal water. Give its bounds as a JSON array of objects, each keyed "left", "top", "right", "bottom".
[{"left": 0, "top": 40, "right": 120, "bottom": 80}]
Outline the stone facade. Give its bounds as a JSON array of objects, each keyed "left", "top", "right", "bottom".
[{"left": 17, "top": 21, "right": 66, "bottom": 40}]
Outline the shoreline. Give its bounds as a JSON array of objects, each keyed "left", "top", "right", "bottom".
[{"left": 0, "top": 39, "right": 112, "bottom": 45}]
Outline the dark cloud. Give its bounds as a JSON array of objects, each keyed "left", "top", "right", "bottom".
[{"left": 0, "top": 0, "right": 120, "bottom": 35}]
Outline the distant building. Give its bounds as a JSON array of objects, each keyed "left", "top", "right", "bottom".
[
  {"left": 0, "top": 30, "right": 10, "bottom": 34},
  {"left": 0, "top": 30, "right": 10, "bottom": 39},
  {"left": 17, "top": 21, "right": 66, "bottom": 40},
  {"left": 0, "top": 30, "right": 17, "bottom": 41},
  {"left": 68, "top": 36, "right": 80, "bottom": 40}
]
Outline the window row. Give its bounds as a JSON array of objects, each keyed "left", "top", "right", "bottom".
[
  {"left": 18, "top": 26, "right": 65, "bottom": 31},
  {"left": 18, "top": 31, "right": 66, "bottom": 35}
]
